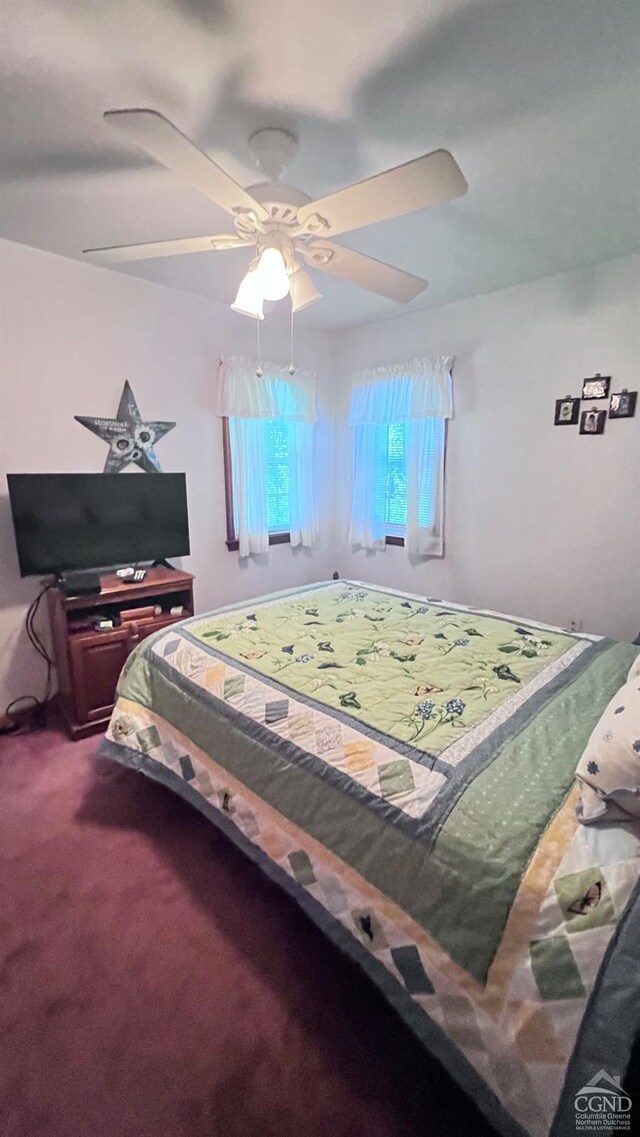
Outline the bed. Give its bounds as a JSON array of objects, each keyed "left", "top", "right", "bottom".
[{"left": 100, "top": 579, "right": 640, "bottom": 1137}]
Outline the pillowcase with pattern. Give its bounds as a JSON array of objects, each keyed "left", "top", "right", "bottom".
[{"left": 575, "top": 669, "right": 640, "bottom": 824}]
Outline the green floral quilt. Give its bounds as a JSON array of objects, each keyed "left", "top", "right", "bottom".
[{"left": 191, "top": 582, "right": 576, "bottom": 757}]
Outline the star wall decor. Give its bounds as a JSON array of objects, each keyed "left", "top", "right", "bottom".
[{"left": 75, "top": 381, "right": 176, "bottom": 473}]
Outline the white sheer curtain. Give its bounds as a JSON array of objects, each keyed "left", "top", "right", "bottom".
[
  {"left": 349, "top": 422, "right": 388, "bottom": 550},
  {"left": 227, "top": 417, "right": 269, "bottom": 557},
  {"left": 288, "top": 420, "right": 317, "bottom": 548},
  {"left": 405, "top": 417, "right": 447, "bottom": 556},
  {"left": 348, "top": 356, "right": 453, "bottom": 557},
  {"left": 216, "top": 356, "right": 318, "bottom": 558}
]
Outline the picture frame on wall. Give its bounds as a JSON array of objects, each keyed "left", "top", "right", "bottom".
[
  {"left": 581, "top": 375, "right": 610, "bottom": 400},
  {"left": 554, "top": 396, "right": 580, "bottom": 425},
  {"left": 609, "top": 390, "right": 637, "bottom": 419},
  {"left": 579, "top": 408, "right": 607, "bottom": 435}
]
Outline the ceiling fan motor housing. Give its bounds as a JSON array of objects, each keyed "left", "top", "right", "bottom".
[{"left": 233, "top": 183, "right": 317, "bottom": 246}]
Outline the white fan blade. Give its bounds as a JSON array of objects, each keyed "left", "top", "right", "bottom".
[
  {"left": 304, "top": 241, "right": 427, "bottom": 302},
  {"left": 83, "top": 233, "right": 252, "bottom": 263},
  {"left": 298, "top": 150, "right": 466, "bottom": 238},
  {"left": 104, "top": 109, "right": 269, "bottom": 221},
  {"left": 290, "top": 269, "right": 322, "bottom": 312}
]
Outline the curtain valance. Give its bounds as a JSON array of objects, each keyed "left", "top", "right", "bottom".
[
  {"left": 216, "top": 356, "right": 317, "bottom": 422},
  {"left": 349, "top": 356, "right": 454, "bottom": 426}
]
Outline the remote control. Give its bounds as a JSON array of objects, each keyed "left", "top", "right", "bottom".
[{"left": 123, "top": 568, "right": 147, "bottom": 584}]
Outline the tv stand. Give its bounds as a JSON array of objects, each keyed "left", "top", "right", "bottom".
[
  {"left": 47, "top": 566, "right": 195, "bottom": 740},
  {"left": 151, "top": 558, "right": 175, "bottom": 570}
]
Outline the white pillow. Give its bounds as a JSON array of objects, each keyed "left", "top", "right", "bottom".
[{"left": 575, "top": 670, "right": 640, "bottom": 824}]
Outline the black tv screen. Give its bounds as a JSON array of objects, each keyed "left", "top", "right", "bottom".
[{"left": 7, "top": 473, "right": 190, "bottom": 577}]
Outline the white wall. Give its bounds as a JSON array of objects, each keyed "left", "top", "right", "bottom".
[
  {"left": 333, "top": 255, "right": 640, "bottom": 642},
  {"left": 2, "top": 242, "right": 638, "bottom": 717},
  {"left": 0, "top": 239, "right": 336, "bottom": 714}
]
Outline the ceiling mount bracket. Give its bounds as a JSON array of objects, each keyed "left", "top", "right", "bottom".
[{"left": 249, "top": 128, "right": 298, "bottom": 181}]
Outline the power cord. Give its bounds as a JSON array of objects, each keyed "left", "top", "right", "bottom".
[{"left": 0, "top": 582, "right": 56, "bottom": 736}]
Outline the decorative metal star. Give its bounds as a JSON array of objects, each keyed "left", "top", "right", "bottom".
[{"left": 75, "top": 381, "right": 176, "bottom": 473}]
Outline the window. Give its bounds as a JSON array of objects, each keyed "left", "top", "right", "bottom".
[
  {"left": 217, "top": 357, "right": 318, "bottom": 558},
  {"left": 223, "top": 418, "right": 292, "bottom": 550},
  {"left": 348, "top": 359, "right": 452, "bottom": 556},
  {"left": 373, "top": 422, "right": 437, "bottom": 543}
]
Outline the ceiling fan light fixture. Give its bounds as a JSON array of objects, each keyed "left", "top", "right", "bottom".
[
  {"left": 290, "top": 265, "right": 322, "bottom": 312},
  {"left": 255, "top": 246, "right": 290, "bottom": 302},
  {"left": 231, "top": 267, "right": 265, "bottom": 319}
]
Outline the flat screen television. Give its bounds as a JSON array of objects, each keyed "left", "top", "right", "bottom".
[{"left": 7, "top": 472, "right": 190, "bottom": 577}]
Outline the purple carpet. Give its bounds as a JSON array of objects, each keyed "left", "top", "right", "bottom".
[{"left": 0, "top": 720, "right": 495, "bottom": 1137}]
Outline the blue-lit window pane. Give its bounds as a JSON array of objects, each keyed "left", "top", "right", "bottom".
[
  {"left": 373, "top": 422, "right": 407, "bottom": 528},
  {"left": 230, "top": 417, "right": 291, "bottom": 534},
  {"left": 264, "top": 419, "right": 290, "bottom": 531},
  {"left": 372, "top": 421, "right": 436, "bottom": 533}
]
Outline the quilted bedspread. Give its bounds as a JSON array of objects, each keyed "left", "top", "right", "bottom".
[{"left": 100, "top": 580, "right": 640, "bottom": 1137}]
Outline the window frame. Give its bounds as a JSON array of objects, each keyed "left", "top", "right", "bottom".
[{"left": 222, "top": 417, "right": 291, "bottom": 552}]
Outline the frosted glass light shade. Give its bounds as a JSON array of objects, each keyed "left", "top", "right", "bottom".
[
  {"left": 231, "top": 269, "right": 264, "bottom": 319},
  {"left": 256, "top": 247, "right": 290, "bottom": 301}
]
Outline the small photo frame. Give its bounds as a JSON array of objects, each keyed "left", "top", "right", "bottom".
[
  {"left": 579, "top": 408, "right": 606, "bottom": 435},
  {"left": 609, "top": 390, "right": 637, "bottom": 419},
  {"left": 554, "top": 396, "right": 580, "bottom": 425},
  {"left": 581, "top": 375, "right": 610, "bottom": 400}
]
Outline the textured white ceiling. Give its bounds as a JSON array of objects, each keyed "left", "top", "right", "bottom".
[{"left": 1, "top": 0, "right": 639, "bottom": 329}]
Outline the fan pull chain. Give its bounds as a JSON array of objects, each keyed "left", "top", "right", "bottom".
[
  {"left": 288, "top": 271, "right": 296, "bottom": 375},
  {"left": 255, "top": 312, "right": 263, "bottom": 378}
]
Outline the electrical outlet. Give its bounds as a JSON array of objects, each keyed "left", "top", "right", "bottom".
[{"left": 567, "top": 618, "right": 582, "bottom": 633}]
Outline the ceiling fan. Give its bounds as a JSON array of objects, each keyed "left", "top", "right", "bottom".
[{"left": 84, "top": 109, "right": 467, "bottom": 318}]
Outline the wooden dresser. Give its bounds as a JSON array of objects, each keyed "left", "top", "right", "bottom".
[{"left": 47, "top": 567, "right": 194, "bottom": 739}]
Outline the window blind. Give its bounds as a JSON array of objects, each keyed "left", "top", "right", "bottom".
[
  {"left": 264, "top": 420, "right": 291, "bottom": 532},
  {"left": 372, "top": 422, "right": 437, "bottom": 534},
  {"left": 230, "top": 417, "right": 292, "bottom": 534}
]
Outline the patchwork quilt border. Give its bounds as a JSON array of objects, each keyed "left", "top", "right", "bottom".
[
  {"left": 99, "top": 736, "right": 529, "bottom": 1137},
  {"left": 142, "top": 645, "right": 442, "bottom": 842},
  {"left": 154, "top": 625, "right": 613, "bottom": 849},
  {"left": 550, "top": 875, "right": 640, "bottom": 1136}
]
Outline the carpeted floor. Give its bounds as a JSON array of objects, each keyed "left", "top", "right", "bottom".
[{"left": 0, "top": 721, "right": 496, "bottom": 1137}]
